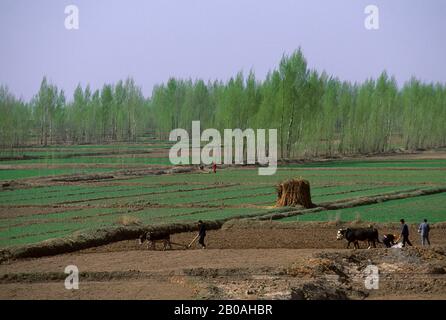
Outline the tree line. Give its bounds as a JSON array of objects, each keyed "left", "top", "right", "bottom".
[{"left": 1, "top": 48, "right": 445, "bottom": 158}]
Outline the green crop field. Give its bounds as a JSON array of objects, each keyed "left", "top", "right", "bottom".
[
  {"left": 0, "top": 143, "right": 445, "bottom": 248},
  {"left": 279, "top": 192, "right": 446, "bottom": 224}
]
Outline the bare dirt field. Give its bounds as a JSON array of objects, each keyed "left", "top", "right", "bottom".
[{"left": 1, "top": 221, "right": 445, "bottom": 300}]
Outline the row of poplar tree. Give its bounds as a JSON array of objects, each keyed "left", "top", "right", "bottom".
[{"left": 1, "top": 49, "right": 445, "bottom": 158}]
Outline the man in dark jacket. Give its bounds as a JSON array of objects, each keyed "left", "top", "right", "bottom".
[
  {"left": 198, "top": 220, "right": 206, "bottom": 249},
  {"left": 400, "top": 219, "right": 413, "bottom": 247}
]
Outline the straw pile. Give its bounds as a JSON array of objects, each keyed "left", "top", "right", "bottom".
[{"left": 276, "top": 178, "right": 314, "bottom": 208}]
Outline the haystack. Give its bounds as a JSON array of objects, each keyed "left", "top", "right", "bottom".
[{"left": 276, "top": 178, "right": 314, "bottom": 208}]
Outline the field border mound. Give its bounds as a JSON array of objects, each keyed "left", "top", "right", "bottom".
[{"left": 0, "top": 221, "right": 226, "bottom": 263}]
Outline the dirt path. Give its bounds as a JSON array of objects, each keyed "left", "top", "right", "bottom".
[
  {"left": 0, "top": 279, "right": 197, "bottom": 300},
  {"left": 0, "top": 248, "right": 318, "bottom": 300},
  {"left": 0, "top": 248, "right": 316, "bottom": 274}
]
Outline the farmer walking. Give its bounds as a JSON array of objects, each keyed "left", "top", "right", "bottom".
[
  {"left": 399, "top": 219, "right": 413, "bottom": 247},
  {"left": 418, "top": 219, "right": 431, "bottom": 246}
]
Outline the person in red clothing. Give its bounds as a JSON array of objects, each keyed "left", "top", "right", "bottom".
[{"left": 212, "top": 162, "right": 217, "bottom": 173}]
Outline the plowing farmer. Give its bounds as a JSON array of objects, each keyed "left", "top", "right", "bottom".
[
  {"left": 187, "top": 220, "right": 207, "bottom": 249},
  {"left": 198, "top": 220, "right": 207, "bottom": 249}
]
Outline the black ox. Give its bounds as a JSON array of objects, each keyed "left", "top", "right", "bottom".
[{"left": 336, "top": 227, "right": 380, "bottom": 249}]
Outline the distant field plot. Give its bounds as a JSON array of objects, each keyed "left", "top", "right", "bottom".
[
  {"left": 0, "top": 144, "right": 445, "bottom": 248},
  {"left": 0, "top": 156, "right": 174, "bottom": 166},
  {"left": 0, "top": 168, "right": 115, "bottom": 180},
  {"left": 288, "top": 159, "right": 446, "bottom": 169},
  {"left": 0, "top": 183, "right": 210, "bottom": 206},
  {"left": 0, "top": 143, "right": 172, "bottom": 156},
  {"left": 0, "top": 144, "right": 173, "bottom": 180}
]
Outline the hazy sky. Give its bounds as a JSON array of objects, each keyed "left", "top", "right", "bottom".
[{"left": 1, "top": 0, "right": 445, "bottom": 101}]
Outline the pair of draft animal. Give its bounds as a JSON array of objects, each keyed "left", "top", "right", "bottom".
[
  {"left": 336, "top": 227, "right": 398, "bottom": 249},
  {"left": 139, "top": 227, "right": 393, "bottom": 251}
]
